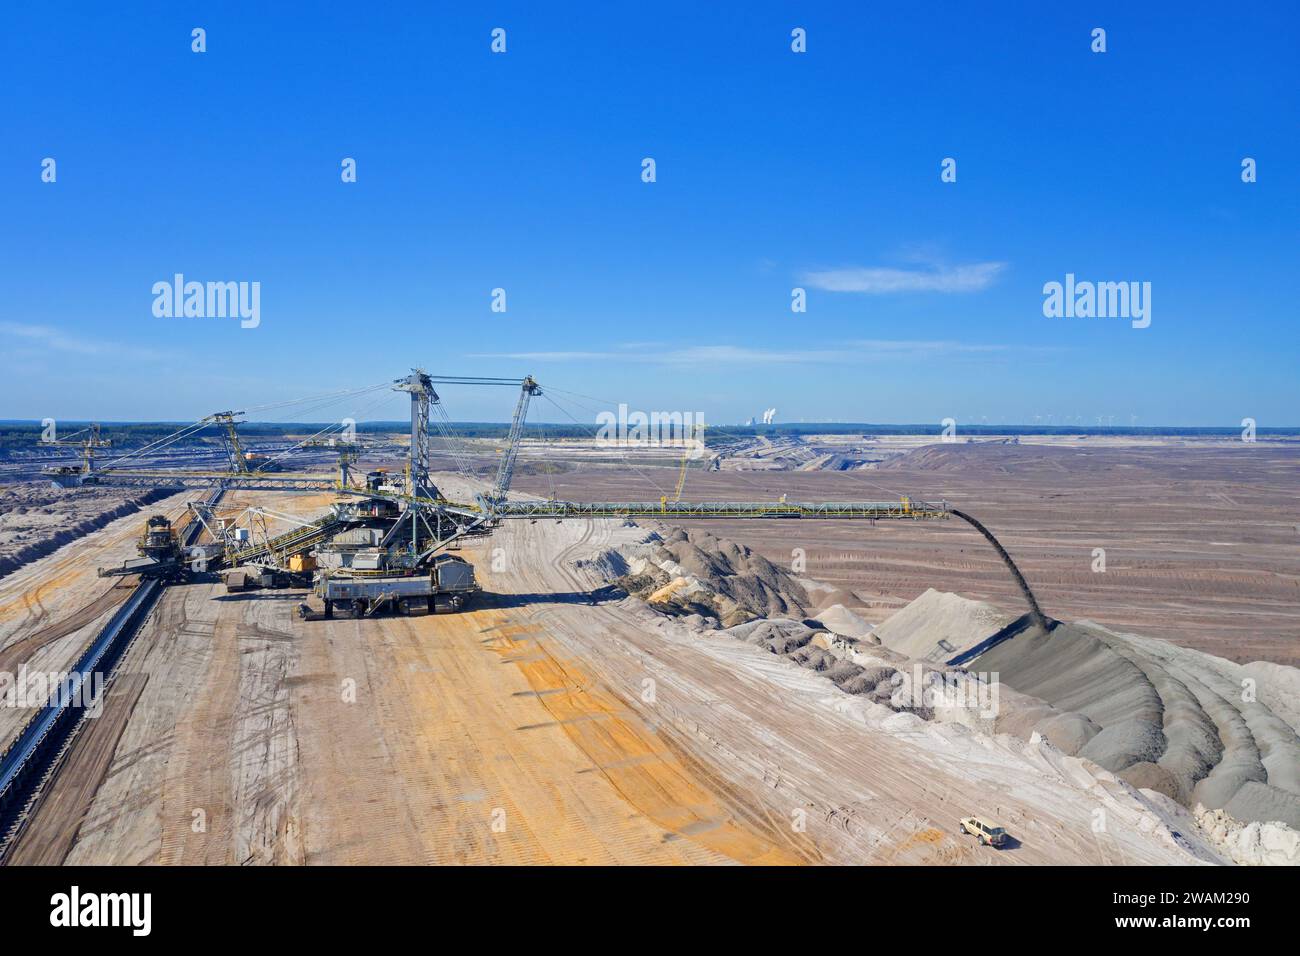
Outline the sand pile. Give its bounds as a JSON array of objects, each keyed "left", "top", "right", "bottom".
[
  {"left": 1194, "top": 806, "right": 1300, "bottom": 865},
  {"left": 975, "top": 623, "right": 1168, "bottom": 773},
  {"left": 872, "top": 588, "right": 1017, "bottom": 661},
  {"left": 813, "top": 604, "right": 875, "bottom": 640},
  {"left": 612, "top": 527, "right": 809, "bottom": 626},
  {"left": 860, "top": 589, "right": 1300, "bottom": 833},
  {"left": 722, "top": 618, "right": 966, "bottom": 719},
  {"left": 971, "top": 620, "right": 1300, "bottom": 830},
  {"left": 715, "top": 583, "right": 1300, "bottom": 843},
  {"left": 582, "top": 514, "right": 1300, "bottom": 844},
  {"left": 610, "top": 548, "right": 1083, "bottom": 730},
  {"left": 563, "top": 518, "right": 1280, "bottom": 863},
  {"left": 719, "top": 614, "right": 1120, "bottom": 748},
  {"left": 656, "top": 528, "right": 808, "bottom": 616}
]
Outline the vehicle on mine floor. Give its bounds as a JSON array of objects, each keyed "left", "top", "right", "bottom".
[
  {"left": 298, "top": 553, "right": 480, "bottom": 619},
  {"left": 959, "top": 816, "right": 1008, "bottom": 847}
]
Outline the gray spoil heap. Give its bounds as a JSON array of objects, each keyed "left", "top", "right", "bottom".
[
  {"left": 712, "top": 586, "right": 1300, "bottom": 831},
  {"left": 616, "top": 527, "right": 810, "bottom": 627},
  {"left": 970, "top": 619, "right": 1300, "bottom": 830}
]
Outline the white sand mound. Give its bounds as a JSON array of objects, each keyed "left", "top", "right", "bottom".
[
  {"left": 1242, "top": 661, "right": 1300, "bottom": 732},
  {"left": 814, "top": 604, "right": 875, "bottom": 640},
  {"left": 1195, "top": 805, "right": 1300, "bottom": 865},
  {"left": 873, "top": 588, "right": 1015, "bottom": 661}
]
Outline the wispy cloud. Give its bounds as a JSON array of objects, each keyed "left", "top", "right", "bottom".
[
  {"left": 472, "top": 339, "right": 1045, "bottom": 366},
  {"left": 801, "top": 261, "right": 1007, "bottom": 294},
  {"left": 0, "top": 321, "right": 177, "bottom": 362}
]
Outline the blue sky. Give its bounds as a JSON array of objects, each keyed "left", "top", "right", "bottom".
[{"left": 1, "top": 2, "right": 1296, "bottom": 427}]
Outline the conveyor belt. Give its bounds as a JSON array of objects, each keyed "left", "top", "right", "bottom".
[
  {"left": 0, "top": 486, "right": 224, "bottom": 859},
  {"left": 489, "top": 498, "right": 950, "bottom": 520},
  {"left": 226, "top": 514, "right": 345, "bottom": 565}
]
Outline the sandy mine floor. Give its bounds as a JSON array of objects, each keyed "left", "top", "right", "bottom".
[{"left": 5, "top": 478, "right": 1218, "bottom": 865}]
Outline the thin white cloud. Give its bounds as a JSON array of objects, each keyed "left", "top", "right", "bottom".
[
  {"left": 661, "top": 345, "right": 842, "bottom": 365},
  {"left": 467, "top": 346, "right": 824, "bottom": 365},
  {"left": 801, "top": 261, "right": 1007, "bottom": 294},
  {"left": 0, "top": 321, "right": 177, "bottom": 362},
  {"left": 471, "top": 339, "right": 1043, "bottom": 366},
  {"left": 844, "top": 339, "right": 1008, "bottom": 354}
]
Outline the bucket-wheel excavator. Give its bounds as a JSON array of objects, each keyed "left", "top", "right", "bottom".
[{"left": 42, "top": 368, "right": 968, "bottom": 620}]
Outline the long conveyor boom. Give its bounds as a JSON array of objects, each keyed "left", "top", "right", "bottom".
[{"left": 488, "top": 498, "right": 948, "bottom": 520}]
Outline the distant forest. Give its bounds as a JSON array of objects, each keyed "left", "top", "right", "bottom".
[{"left": 2, "top": 419, "right": 1295, "bottom": 453}]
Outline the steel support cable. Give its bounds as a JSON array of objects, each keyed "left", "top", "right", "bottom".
[
  {"left": 107, "top": 418, "right": 213, "bottom": 463},
  {"left": 120, "top": 419, "right": 259, "bottom": 473},
  {"left": 539, "top": 417, "right": 557, "bottom": 502},
  {"left": 539, "top": 391, "right": 667, "bottom": 498},
  {"left": 214, "top": 384, "right": 394, "bottom": 475},
  {"left": 111, "top": 383, "right": 387, "bottom": 470},
  {"left": 428, "top": 405, "right": 470, "bottom": 476},
  {"left": 256, "top": 383, "right": 392, "bottom": 426},
  {"left": 255, "top": 388, "right": 395, "bottom": 471},
  {"left": 519, "top": 409, "right": 558, "bottom": 503},
  {"left": 235, "top": 386, "right": 392, "bottom": 450},
  {"left": 540, "top": 389, "right": 683, "bottom": 498},
  {"left": 44, "top": 424, "right": 94, "bottom": 442},
  {"left": 427, "top": 376, "right": 527, "bottom": 385},
  {"left": 535, "top": 383, "right": 622, "bottom": 408},
  {"left": 242, "top": 381, "right": 391, "bottom": 415},
  {"left": 429, "top": 401, "right": 477, "bottom": 483},
  {"left": 108, "top": 387, "right": 389, "bottom": 475},
  {"left": 100, "top": 418, "right": 218, "bottom": 469},
  {"left": 110, "top": 385, "right": 385, "bottom": 470},
  {"left": 421, "top": 375, "right": 540, "bottom": 485}
]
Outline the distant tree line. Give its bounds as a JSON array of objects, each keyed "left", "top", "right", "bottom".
[{"left": 1, "top": 419, "right": 1295, "bottom": 454}]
